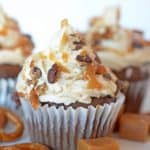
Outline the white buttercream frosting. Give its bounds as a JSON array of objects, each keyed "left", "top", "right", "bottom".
[
  {"left": 0, "top": 6, "right": 33, "bottom": 65},
  {"left": 16, "top": 20, "right": 118, "bottom": 106},
  {"left": 0, "top": 7, "right": 7, "bottom": 30},
  {"left": 87, "top": 7, "right": 150, "bottom": 70},
  {"left": 98, "top": 48, "right": 150, "bottom": 70},
  {"left": 0, "top": 48, "right": 26, "bottom": 65}
]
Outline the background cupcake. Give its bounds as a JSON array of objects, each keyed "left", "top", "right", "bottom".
[
  {"left": 0, "top": 6, "right": 34, "bottom": 107},
  {"left": 86, "top": 7, "right": 150, "bottom": 113},
  {"left": 16, "top": 20, "right": 125, "bottom": 150}
]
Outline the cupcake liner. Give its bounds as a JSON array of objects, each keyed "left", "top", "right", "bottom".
[
  {"left": 21, "top": 92, "right": 125, "bottom": 150},
  {"left": 140, "top": 78, "right": 150, "bottom": 113},
  {"left": 0, "top": 78, "right": 17, "bottom": 110},
  {"left": 125, "top": 64, "right": 150, "bottom": 113}
]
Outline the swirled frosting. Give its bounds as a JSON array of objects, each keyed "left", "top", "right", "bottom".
[
  {"left": 0, "top": 6, "right": 33, "bottom": 65},
  {"left": 87, "top": 7, "right": 150, "bottom": 70},
  {"left": 16, "top": 20, "right": 119, "bottom": 108}
]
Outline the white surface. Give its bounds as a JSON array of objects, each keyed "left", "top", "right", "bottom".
[{"left": 0, "top": 0, "right": 150, "bottom": 50}]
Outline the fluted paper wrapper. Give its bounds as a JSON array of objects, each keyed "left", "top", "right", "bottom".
[
  {"left": 21, "top": 93, "right": 125, "bottom": 150},
  {"left": 0, "top": 78, "right": 17, "bottom": 110},
  {"left": 125, "top": 64, "right": 150, "bottom": 113}
]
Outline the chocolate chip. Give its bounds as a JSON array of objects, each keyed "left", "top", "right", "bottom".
[
  {"left": 47, "top": 64, "right": 59, "bottom": 83},
  {"left": 30, "top": 67, "right": 42, "bottom": 79},
  {"left": 103, "top": 73, "right": 112, "bottom": 80},
  {"left": 76, "top": 55, "right": 92, "bottom": 63}
]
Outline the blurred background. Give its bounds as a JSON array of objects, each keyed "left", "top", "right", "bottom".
[{"left": 0, "top": 0, "right": 150, "bottom": 50}]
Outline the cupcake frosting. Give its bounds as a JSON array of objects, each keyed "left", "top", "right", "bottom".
[
  {"left": 16, "top": 20, "right": 118, "bottom": 108},
  {"left": 0, "top": 6, "right": 33, "bottom": 66},
  {"left": 87, "top": 7, "right": 150, "bottom": 70}
]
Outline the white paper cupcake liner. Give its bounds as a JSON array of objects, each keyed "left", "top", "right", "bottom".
[
  {"left": 125, "top": 64, "right": 150, "bottom": 113},
  {"left": 0, "top": 78, "right": 17, "bottom": 110},
  {"left": 21, "top": 92, "right": 125, "bottom": 150}
]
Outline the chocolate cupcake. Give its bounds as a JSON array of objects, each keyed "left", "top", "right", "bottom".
[
  {"left": 0, "top": 7, "right": 34, "bottom": 107},
  {"left": 86, "top": 7, "right": 150, "bottom": 113},
  {"left": 16, "top": 19, "right": 125, "bottom": 150}
]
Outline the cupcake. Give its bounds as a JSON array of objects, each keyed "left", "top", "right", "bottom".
[
  {"left": 0, "top": 7, "right": 34, "bottom": 107},
  {"left": 86, "top": 7, "right": 150, "bottom": 113},
  {"left": 16, "top": 19, "right": 125, "bottom": 150}
]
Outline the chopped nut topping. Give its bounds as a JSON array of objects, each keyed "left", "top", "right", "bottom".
[
  {"left": 30, "top": 67, "right": 42, "bottom": 79},
  {"left": 26, "top": 79, "right": 37, "bottom": 86},
  {"left": 76, "top": 54, "right": 92, "bottom": 63},
  {"left": 83, "top": 64, "right": 102, "bottom": 89},
  {"left": 29, "top": 89, "right": 40, "bottom": 109},
  {"left": 68, "top": 33, "right": 85, "bottom": 50},
  {"left": 35, "top": 83, "right": 48, "bottom": 96},
  {"left": 96, "top": 65, "right": 107, "bottom": 74},
  {"left": 62, "top": 52, "right": 69, "bottom": 63},
  {"left": 30, "top": 60, "right": 35, "bottom": 68},
  {"left": 47, "top": 64, "right": 59, "bottom": 83},
  {"left": 103, "top": 73, "right": 112, "bottom": 80}
]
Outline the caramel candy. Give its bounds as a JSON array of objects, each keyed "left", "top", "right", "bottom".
[
  {"left": 140, "top": 114, "right": 150, "bottom": 132},
  {"left": 119, "top": 113, "right": 149, "bottom": 141},
  {"left": 77, "top": 137, "right": 120, "bottom": 150}
]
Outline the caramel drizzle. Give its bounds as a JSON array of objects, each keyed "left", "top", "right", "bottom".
[
  {"left": 38, "top": 52, "right": 47, "bottom": 59},
  {"left": 60, "top": 32, "right": 68, "bottom": 50},
  {"left": 49, "top": 52, "right": 56, "bottom": 61},
  {"left": 84, "top": 64, "right": 102, "bottom": 89},
  {"left": 0, "top": 27, "right": 8, "bottom": 35},
  {"left": 62, "top": 52, "right": 69, "bottom": 63},
  {"left": 56, "top": 62, "right": 70, "bottom": 73},
  {"left": 29, "top": 89, "right": 40, "bottom": 109}
]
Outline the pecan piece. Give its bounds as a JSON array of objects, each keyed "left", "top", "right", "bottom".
[
  {"left": 47, "top": 64, "right": 59, "bottom": 83},
  {"left": 36, "top": 83, "right": 48, "bottom": 96},
  {"left": 30, "top": 67, "right": 42, "bottom": 79},
  {"left": 76, "top": 54, "right": 92, "bottom": 63},
  {"left": 26, "top": 79, "right": 37, "bottom": 86},
  {"left": 69, "top": 33, "right": 85, "bottom": 50},
  {"left": 103, "top": 73, "right": 112, "bottom": 80}
]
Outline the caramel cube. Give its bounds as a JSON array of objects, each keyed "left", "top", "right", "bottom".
[
  {"left": 119, "top": 113, "right": 149, "bottom": 141},
  {"left": 140, "top": 114, "right": 150, "bottom": 132},
  {"left": 77, "top": 137, "right": 120, "bottom": 150}
]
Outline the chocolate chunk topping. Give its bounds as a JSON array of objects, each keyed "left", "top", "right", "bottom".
[
  {"left": 76, "top": 55, "right": 92, "bottom": 63},
  {"left": 69, "top": 33, "right": 85, "bottom": 50},
  {"left": 48, "top": 64, "right": 59, "bottom": 83},
  {"left": 30, "top": 67, "right": 42, "bottom": 79}
]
